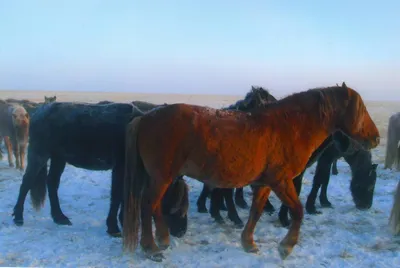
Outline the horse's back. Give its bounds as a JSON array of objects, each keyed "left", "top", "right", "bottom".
[
  {"left": 29, "top": 102, "right": 141, "bottom": 169},
  {"left": 137, "top": 103, "right": 268, "bottom": 187}
]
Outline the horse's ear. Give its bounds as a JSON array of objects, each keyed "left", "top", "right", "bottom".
[
  {"left": 341, "top": 82, "right": 347, "bottom": 88},
  {"left": 332, "top": 130, "right": 350, "bottom": 153}
]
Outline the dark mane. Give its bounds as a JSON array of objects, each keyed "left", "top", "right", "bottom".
[{"left": 225, "top": 86, "right": 277, "bottom": 111}]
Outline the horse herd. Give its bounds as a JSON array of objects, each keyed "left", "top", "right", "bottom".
[{"left": 0, "top": 83, "right": 399, "bottom": 263}]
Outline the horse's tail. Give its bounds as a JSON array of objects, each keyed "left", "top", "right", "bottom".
[
  {"left": 30, "top": 165, "right": 48, "bottom": 211},
  {"left": 389, "top": 181, "right": 400, "bottom": 235},
  {"left": 123, "top": 116, "right": 147, "bottom": 252}
]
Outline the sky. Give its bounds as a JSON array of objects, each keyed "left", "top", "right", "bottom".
[{"left": 0, "top": 0, "right": 399, "bottom": 100}]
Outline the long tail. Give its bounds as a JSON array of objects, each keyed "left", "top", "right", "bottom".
[
  {"left": 30, "top": 165, "right": 48, "bottom": 211},
  {"left": 123, "top": 116, "right": 147, "bottom": 252},
  {"left": 389, "top": 181, "right": 400, "bottom": 235}
]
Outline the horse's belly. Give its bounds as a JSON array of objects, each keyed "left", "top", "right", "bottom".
[{"left": 65, "top": 155, "right": 113, "bottom": 170}]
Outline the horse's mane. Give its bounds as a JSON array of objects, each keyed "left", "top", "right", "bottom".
[
  {"left": 256, "top": 84, "right": 351, "bottom": 122},
  {"left": 225, "top": 86, "right": 276, "bottom": 111}
]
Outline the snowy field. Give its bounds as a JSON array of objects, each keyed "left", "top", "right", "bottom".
[{"left": 0, "top": 92, "right": 399, "bottom": 267}]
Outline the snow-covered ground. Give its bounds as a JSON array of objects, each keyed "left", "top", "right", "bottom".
[{"left": 0, "top": 156, "right": 399, "bottom": 267}]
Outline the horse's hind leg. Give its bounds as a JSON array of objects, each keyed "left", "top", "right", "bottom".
[
  {"left": 13, "top": 148, "right": 49, "bottom": 226},
  {"left": 263, "top": 198, "right": 275, "bottom": 214},
  {"left": 224, "top": 188, "right": 244, "bottom": 228},
  {"left": 197, "top": 184, "right": 210, "bottom": 213},
  {"left": 278, "top": 172, "right": 304, "bottom": 227},
  {"left": 272, "top": 179, "right": 304, "bottom": 260},
  {"left": 235, "top": 187, "right": 249, "bottom": 209},
  {"left": 46, "top": 156, "right": 71, "bottom": 225},
  {"left": 106, "top": 165, "right": 123, "bottom": 237},
  {"left": 241, "top": 186, "right": 271, "bottom": 253},
  {"left": 4, "top": 136, "right": 14, "bottom": 167}
]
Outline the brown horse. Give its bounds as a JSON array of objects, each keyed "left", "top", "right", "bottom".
[
  {"left": 0, "top": 101, "right": 30, "bottom": 170},
  {"left": 122, "top": 83, "right": 380, "bottom": 262}
]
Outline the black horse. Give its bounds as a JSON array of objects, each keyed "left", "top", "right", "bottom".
[
  {"left": 12, "top": 101, "right": 189, "bottom": 237},
  {"left": 198, "top": 87, "right": 378, "bottom": 228}
]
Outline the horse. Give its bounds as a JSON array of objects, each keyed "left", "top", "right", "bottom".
[
  {"left": 122, "top": 82, "right": 380, "bottom": 261},
  {"left": 389, "top": 181, "right": 400, "bottom": 235},
  {"left": 384, "top": 112, "right": 400, "bottom": 170},
  {"left": 11, "top": 101, "right": 189, "bottom": 238},
  {"left": 196, "top": 86, "right": 277, "bottom": 227},
  {"left": 201, "top": 89, "right": 378, "bottom": 228},
  {"left": 0, "top": 101, "right": 30, "bottom": 170}
]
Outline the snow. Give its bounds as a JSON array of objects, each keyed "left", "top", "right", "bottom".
[{"left": 0, "top": 154, "right": 399, "bottom": 267}]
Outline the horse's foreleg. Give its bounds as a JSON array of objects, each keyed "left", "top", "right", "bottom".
[
  {"left": 235, "top": 187, "right": 249, "bottom": 209},
  {"left": 272, "top": 179, "right": 303, "bottom": 260},
  {"left": 197, "top": 184, "right": 210, "bottom": 213},
  {"left": 19, "top": 143, "right": 27, "bottom": 170},
  {"left": 47, "top": 156, "right": 70, "bottom": 225},
  {"left": 241, "top": 186, "right": 271, "bottom": 253},
  {"left": 11, "top": 138, "right": 21, "bottom": 169},
  {"left": 210, "top": 188, "right": 226, "bottom": 224},
  {"left": 106, "top": 165, "right": 124, "bottom": 237},
  {"left": 306, "top": 159, "right": 332, "bottom": 214},
  {"left": 331, "top": 159, "right": 339, "bottom": 175},
  {"left": 4, "top": 137, "right": 14, "bottom": 167},
  {"left": 223, "top": 188, "right": 244, "bottom": 228},
  {"left": 278, "top": 171, "right": 304, "bottom": 227}
]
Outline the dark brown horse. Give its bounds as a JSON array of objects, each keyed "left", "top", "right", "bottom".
[{"left": 122, "top": 83, "right": 380, "bottom": 261}]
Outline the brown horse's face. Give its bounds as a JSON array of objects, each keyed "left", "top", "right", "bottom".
[
  {"left": 339, "top": 88, "right": 380, "bottom": 150},
  {"left": 12, "top": 108, "right": 30, "bottom": 145}
]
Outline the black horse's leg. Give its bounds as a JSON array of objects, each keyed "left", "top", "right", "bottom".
[
  {"left": 305, "top": 159, "right": 332, "bottom": 214},
  {"left": 210, "top": 188, "right": 225, "bottom": 224},
  {"left": 263, "top": 198, "right": 275, "bottom": 214},
  {"left": 13, "top": 148, "right": 49, "bottom": 226},
  {"left": 223, "top": 188, "right": 244, "bottom": 228},
  {"left": 234, "top": 187, "right": 249, "bottom": 209},
  {"left": 47, "top": 156, "right": 71, "bottom": 225},
  {"left": 107, "top": 165, "right": 124, "bottom": 237},
  {"left": 278, "top": 171, "right": 304, "bottom": 227},
  {"left": 319, "top": 166, "right": 334, "bottom": 208},
  {"left": 331, "top": 159, "right": 339, "bottom": 175},
  {"left": 197, "top": 184, "right": 210, "bottom": 213}
]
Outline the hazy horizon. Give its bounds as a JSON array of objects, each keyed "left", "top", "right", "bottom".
[{"left": 1, "top": 1, "right": 399, "bottom": 100}]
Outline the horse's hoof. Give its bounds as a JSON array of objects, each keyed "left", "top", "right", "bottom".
[
  {"left": 320, "top": 202, "right": 333, "bottom": 208},
  {"left": 243, "top": 243, "right": 259, "bottom": 253},
  {"left": 212, "top": 216, "right": 225, "bottom": 225},
  {"left": 233, "top": 221, "right": 244, "bottom": 229},
  {"left": 13, "top": 218, "right": 23, "bottom": 226},
  {"left": 53, "top": 215, "right": 72, "bottom": 225},
  {"left": 9, "top": 163, "right": 14, "bottom": 168},
  {"left": 158, "top": 243, "right": 169, "bottom": 251},
  {"left": 220, "top": 204, "right": 228, "bottom": 211},
  {"left": 278, "top": 243, "right": 293, "bottom": 260},
  {"left": 306, "top": 206, "right": 322, "bottom": 215},
  {"left": 197, "top": 207, "right": 208, "bottom": 213},
  {"left": 146, "top": 252, "right": 165, "bottom": 262},
  {"left": 264, "top": 207, "right": 276, "bottom": 215},
  {"left": 107, "top": 231, "right": 122, "bottom": 238}
]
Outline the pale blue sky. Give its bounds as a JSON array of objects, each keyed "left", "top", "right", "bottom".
[{"left": 0, "top": 0, "right": 399, "bottom": 100}]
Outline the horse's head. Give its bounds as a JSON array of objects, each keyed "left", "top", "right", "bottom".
[
  {"left": 349, "top": 150, "right": 378, "bottom": 210},
  {"left": 244, "top": 86, "right": 277, "bottom": 109},
  {"left": 162, "top": 176, "right": 189, "bottom": 238},
  {"left": 44, "top": 96, "right": 56, "bottom": 103},
  {"left": 10, "top": 105, "right": 30, "bottom": 145},
  {"left": 335, "top": 82, "right": 380, "bottom": 150}
]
